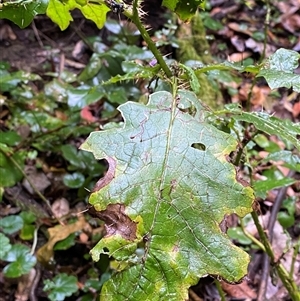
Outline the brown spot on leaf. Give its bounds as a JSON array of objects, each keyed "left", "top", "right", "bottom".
[
  {"left": 93, "top": 157, "right": 116, "bottom": 192},
  {"left": 219, "top": 215, "right": 229, "bottom": 233},
  {"left": 235, "top": 168, "right": 250, "bottom": 187},
  {"left": 90, "top": 204, "right": 137, "bottom": 241}
]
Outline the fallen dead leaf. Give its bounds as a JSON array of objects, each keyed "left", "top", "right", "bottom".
[
  {"left": 228, "top": 51, "right": 252, "bottom": 62},
  {"left": 37, "top": 215, "right": 87, "bottom": 265},
  {"left": 22, "top": 167, "right": 51, "bottom": 195},
  {"left": 80, "top": 106, "right": 98, "bottom": 123},
  {"left": 0, "top": 23, "right": 17, "bottom": 40},
  {"left": 293, "top": 101, "right": 300, "bottom": 118},
  {"left": 51, "top": 197, "right": 70, "bottom": 218},
  {"left": 221, "top": 280, "right": 256, "bottom": 299},
  {"left": 15, "top": 268, "right": 36, "bottom": 301}
]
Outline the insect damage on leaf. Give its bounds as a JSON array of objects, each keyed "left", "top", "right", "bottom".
[{"left": 90, "top": 203, "right": 137, "bottom": 241}]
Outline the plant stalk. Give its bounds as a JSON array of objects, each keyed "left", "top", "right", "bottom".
[
  {"left": 251, "top": 211, "right": 300, "bottom": 300},
  {"left": 123, "top": 1, "right": 172, "bottom": 78}
]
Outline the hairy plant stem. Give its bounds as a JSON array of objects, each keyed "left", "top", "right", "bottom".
[
  {"left": 123, "top": 1, "right": 172, "bottom": 78},
  {"left": 214, "top": 279, "right": 226, "bottom": 301},
  {"left": 251, "top": 211, "right": 300, "bottom": 300},
  {"left": 240, "top": 219, "right": 265, "bottom": 251}
]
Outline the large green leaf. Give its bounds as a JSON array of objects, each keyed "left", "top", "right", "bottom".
[
  {"left": 81, "top": 90, "right": 254, "bottom": 301},
  {"left": 0, "top": 0, "right": 48, "bottom": 28},
  {"left": 257, "top": 48, "right": 300, "bottom": 92}
]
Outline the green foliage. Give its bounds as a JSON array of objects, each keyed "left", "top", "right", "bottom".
[
  {"left": 1, "top": 244, "right": 36, "bottom": 278},
  {"left": 0, "top": 0, "right": 206, "bottom": 29},
  {"left": 0, "top": 215, "right": 24, "bottom": 234},
  {"left": 223, "top": 104, "right": 300, "bottom": 151},
  {"left": 162, "top": 0, "right": 206, "bottom": 22},
  {"left": 0, "top": 233, "right": 12, "bottom": 259},
  {"left": 277, "top": 197, "right": 296, "bottom": 229},
  {"left": 0, "top": 0, "right": 47, "bottom": 28},
  {"left": 0, "top": 148, "right": 26, "bottom": 187},
  {"left": 227, "top": 227, "right": 252, "bottom": 246},
  {"left": 46, "top": 0, "right": 110, "bottom": 30},
  {"left": 257, "top": 48, "right": 300, "bottom": 92},
  {"left": 81, "top": 90, "right": 254, "bottom": 300},
  {"left": 43, "top": 273, "right": 79, "bottom": 301},
  {"left": 19, "top": 211, "right": 37, "bottom": 240}
]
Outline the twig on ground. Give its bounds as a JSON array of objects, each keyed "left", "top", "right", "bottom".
[
  {"left": 188, "top": 289, "right": 203, "bottom": 301},
  {"left": 31, "top": 20, "right": 44, "bottom": 48}
]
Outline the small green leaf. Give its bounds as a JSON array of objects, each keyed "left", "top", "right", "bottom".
[
  {"left": 80, "top": 3, "right": 110, "bottom": 29},
  {"left": 44, "top": 273, "right": 78, "bottom": 301},
  {"left": 277, "top": 212, "right": 295, "bottom": 229},
  {"left": 61, "top": 145, "right": 86, "bottom": 169},
  {"left": 227, "top": 227, "right": 252, "bottom": 245},
  {"left": 0, "top": 70, "right": 41, "bottom": 92},
  {"left": 257, "top": 48, "right": 300, "bottom": 92},
  {"left": 254, "top": 178, "right": 296, "bottom": 199},
  {"left": 63, "top": 172, "right": 85, "bottom": 188},
  {"left": 2, "top": 244, "right": 36, "bottom": 278},
  {"left": 0, "top": 215, "right": 24, "bottom": 235},
  {"left": 0, "top": 0, "right": 48, "bottom": 28},
  {"left": 263, "top": 151, "right": 300, "bottom": 172},
  {"left": 53, "top": 233, "right": 76, "bottom": 250},
  {"left": 0, "top": 131, "right": 21, "bottom": 146},
  {"left": 46, "top": 0, "right": 74, "bottom": 30},
  {"left": 0, "top": 150, "right": 25, "bottom": 187},
  {"left": 162, "top": 0, "right": 206, "bottom": 22},
  {"left": 180, "top": 64, "right": 200, "bottom": 94},
  {"left": 46, "top": 0, "right": 109, "bottom": 30},
  {"left": 78, "top": 54, "right": 102, "bottom": 81},
  {"left": 19, "top": 211, "right": 36, "bottom": 224},
  {"left": 20, "top": 224, "right": 35, "bottom": 240},
  {"left": 0, "top": 233, "right": 12, "bottom": 260}
]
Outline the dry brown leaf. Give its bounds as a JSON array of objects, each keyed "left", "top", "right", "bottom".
[
  {"left": 22, "top": 167, "right": 51, "bottom": 195},
  {"left": 228, "top": 22, "right": 253, "bottom": 35},
  {"left": 0, "top": 24, "right": 17, "bottom": 40},
  {"left": 236, "top": 83, "right": 269, "bottom": 106},
  {"left": 282, "top": 14, "right": 300, "bottom": 34},
  {"left": 51, "top": 197, "right": 70, "bottom": 218},
  {"left": 37, "top": 215, "right": 87, "bottom": 265},
  {"left": 15, "top": 268, "right": 36, "bottom": 301},
  {"left": 221, "top": 280, "right": 256, "bottom": 299},
  {"left": 231, "top": 35, "right": 245, "bottom": 52},
  {"left": 228, "top": 51, "right": 251, "bottom": 62},
  {"left": 293, "top": 102, "right": 300, "bottom": 118}
]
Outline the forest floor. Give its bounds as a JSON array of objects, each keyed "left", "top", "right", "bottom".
[{"left": 0, "top": 0, "right": 299, "bottom": 300}]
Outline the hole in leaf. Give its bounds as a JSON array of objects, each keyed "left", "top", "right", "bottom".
[
  {"left": 103, "top": 247, "right": 109, "bottom": 252},
  {"left": 177, "top": 106, "right": 197, "bottom": 117},
  {"left": 191, "top": 143, "right": 206, "bottom": 151}
]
